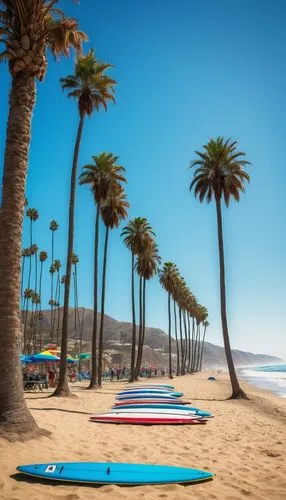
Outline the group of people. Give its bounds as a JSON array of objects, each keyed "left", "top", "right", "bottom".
[{"left": 23, "top": 364, "right": 167, "bottom": 389}]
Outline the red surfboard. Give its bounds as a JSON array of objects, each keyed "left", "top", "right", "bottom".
[
  {"left": 113, "top": 399, "right": 191, "bottom": 407},
  {"left": 89, "top": 415, "right": 206, "bottom": 425}
]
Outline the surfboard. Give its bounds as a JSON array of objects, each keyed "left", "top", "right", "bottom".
[
  {"left": 16, "top": 462, "right": 214, "bottom": 485},
  {"left": 118, "top": 390, "right": 183, "bottom": 397},
  {"left": 113, "top": 398, "right": 191, "bottom": 406},
  {"left": 116, "top": 393, "right": 180, "bottom": 400},
  {"left": 108, "top": 408, "right": 212, "bottom": 417},
  {"left": 89, "top": 412, "right": 206, "bottom": 424},
  {"left": 124, "top": 384, "right": 175, "bottom": 389},
  {"left": 111, "top": 403, "right": 212, "bottom": 417},
  {"left": 112, "top": 403, "right": 199, "bottom": 411}
]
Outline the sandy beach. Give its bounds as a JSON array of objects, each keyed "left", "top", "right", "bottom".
[{"left": 0, "top": 372, "right": 285, "bottom": 500}]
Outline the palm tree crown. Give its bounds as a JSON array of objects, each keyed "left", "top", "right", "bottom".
[
  {"left": 0, "top": 0, "right": 87, "bottom": 80},
  {"left": 121, "top": 218, "right": 155, "bottom": 255},
  {"left": 136, "top": 242, "right": 161, "bottom": 280},
  {"left": 79, "top": 153, "right": 126, "bottom": 203},
  {"left": 158, "top": 262, "right": 179, "bottom": 294},
  {"left": 189, "top": 137, "right": 250, "bottom": 205},
  {"left": 60, "top": 49, "right": 116, "bottom": 117},
  {"left": 101, "top": 186, "right": 129, "bottom": 228}
]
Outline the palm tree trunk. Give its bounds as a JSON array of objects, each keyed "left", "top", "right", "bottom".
[
  {"left": 56, "top": 272, "right": 61, "bottom": 345},
  {"left": 195, "top": 323, "right": 201, "bottom": 372},
  {"left": 215, "top": 198, "right": 247, "bottom": 398},
  {"left": 192, "top": 322, "right": 200, "bottom": 372},
  {"left": 187, "top": 314, "right": 191, "bottom": 372},
  {"left": 168, "top": 291, "right": 173, "bottom": 379},
  {"left": 0, "top": 72, "right": 40, "bottom": 438},
  {"left": 173, "top": 300, "right": 180, "bottom": 376},
  {"left": 53, "top": 114, "right": 85, "bottom": 397},
  {"left": 129, "top": 252, "right": 136, "bottom": 382},
  {"left": 183, "top": 310, "right": 188, "bottom": 373},
  {"left": 134, "top": 275, "right": 143, "bottom": 379},
  {"left": 89, "top": 203, "right": 100, "bottom": 389},
  {"left": 179, "top": 308, "right": 184, "bottom": 374},
  {"left": 39, "top": 261, "right": 43, "bottom": 350},
  {"left": 51, "top": 231, "right": 54, "bottom": 341},
  {"left": 73, "top": 270, "right": 78, "bottom": 344},
  {"left": 199, "top": 324, "right": 207, "bottom": 371},
  {"left": 98, "top": 226, "right": 109, "bottom": 387},
  {"left": 191, "top": 317, "right": 195, "bottom": 372}
]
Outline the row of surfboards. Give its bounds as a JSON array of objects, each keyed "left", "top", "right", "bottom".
[
  {"left": 16, "top": 383, "right": 214, "bottom": 485},
  {"left": 89, "top": 382, "right": 213, "bottom": 425}
]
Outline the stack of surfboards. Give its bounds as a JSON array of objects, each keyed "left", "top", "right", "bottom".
[{"left": 89, "top": 383, "right": 213, "bottom": 425}]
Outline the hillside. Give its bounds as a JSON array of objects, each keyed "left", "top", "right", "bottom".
[{"left": 33, "top": 307, "right": 283, "bottom": 368}]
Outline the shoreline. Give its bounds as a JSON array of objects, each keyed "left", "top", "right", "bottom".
[{"left": 0, "top": 371, "right": 285, "bottom": 499}]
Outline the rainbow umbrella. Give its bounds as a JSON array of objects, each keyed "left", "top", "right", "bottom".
[{"left": 29, "top": 351, "right": 60, "bottom": 363}]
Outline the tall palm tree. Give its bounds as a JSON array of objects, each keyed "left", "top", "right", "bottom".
[
  {"left": 158, "top": 262, "right": 179, "bottom": 379},
  {"left": 98, "top": 187, "right": 129, "bottom": 386},
  {"left": 134, "top": 241, "right": 161, "bottom": 378},
  {"left": 79, "top": 153, "right": 125, "bottom": 388},
  {"left": 190, "top": 136, "right": 250, "bottom": 398},
  {"left": 0, "top": 1, "right": 86, "bottom": 437},
  {"left": 54, "top": 52, "right": 116, "bottom": 397},
  {"left": 49, "top": 220, "right": 59, "bottom": 337},
  {"left": 121, "top": 218, "right": 155, "bottom": 382}
]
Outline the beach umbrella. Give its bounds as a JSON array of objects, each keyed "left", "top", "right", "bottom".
[
  {"left": 78, "top": 353, "right": 91, "bottom": 360},
  {"left": 29, "top": 352, "right": 60, "bottom": 363}
]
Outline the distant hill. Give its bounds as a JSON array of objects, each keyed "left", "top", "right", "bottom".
[{"left": 34, "top": 307, "right": 282, "bottom": 368}]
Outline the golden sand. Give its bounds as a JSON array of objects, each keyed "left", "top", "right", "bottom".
[{"left": 0, "top": 372, "right": 285, "bottom": 499}]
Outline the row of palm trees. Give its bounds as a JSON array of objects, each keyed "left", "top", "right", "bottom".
[
  {"left": 159, "top": 262, "right": 209, "bottom": 378},
  {"left": 21, "top": 207, "right": 82, "bottom": 353}
]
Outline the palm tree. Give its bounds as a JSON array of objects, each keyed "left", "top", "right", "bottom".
[
  {"left": 79, "top": 153, "right": 125, "bottom": 388},
  {"left": 190, "top": 136, "right": 250, "bottom": 398},
  {"left": 54, "top": 52, "right": 116, "bottom": 396},
  {"left": 49, "top": 220, "right": 59, "bottom": 337},
  {"left": 158, "top": 262, "right": 179, "bottom": 379},
  {"left": 0, "top": 1, "right": 86, "bottom": 437},
  {"left": 121, "top": 218, "right": 155, "bottom": 382},
  {"left": 98, "top": 187, "right": 129, "bottom": 386},
  {"left": 134, "top": 241, "right": 161, "bottom": 378}
]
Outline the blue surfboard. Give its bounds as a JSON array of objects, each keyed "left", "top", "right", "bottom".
[
  {"left": 118, "top": 390, "right": 184, "bottom": 397},
  {"left": 17, "top": 462, "right": 214, "bottom": 485},
  {"left": 116, "top": 393, "right": 180, "bottom": 400}
]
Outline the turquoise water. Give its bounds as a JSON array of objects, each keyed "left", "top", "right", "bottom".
[{"left": 241, "top": 364, "right": 286, "bottom": 398}]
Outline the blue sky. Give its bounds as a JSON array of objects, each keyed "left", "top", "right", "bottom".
[{"left": 1, "top": 0, "right": 286, "bottom": 359}]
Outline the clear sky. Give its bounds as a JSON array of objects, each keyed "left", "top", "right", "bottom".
[{"left": 1, "top": 0, "right": 286, "bottom": 360}]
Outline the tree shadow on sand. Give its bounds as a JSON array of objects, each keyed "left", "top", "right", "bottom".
[{"left": 29, "top": 407, "right": 91, "bottom": 415}]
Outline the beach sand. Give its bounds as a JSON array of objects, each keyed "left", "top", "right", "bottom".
[{"left": 0, "top": 372, "right": 285, "bottom": 499}]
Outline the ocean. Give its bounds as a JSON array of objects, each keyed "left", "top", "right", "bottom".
[{"left": 241, "top": 364, "right": 286, "bottom": 398}]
